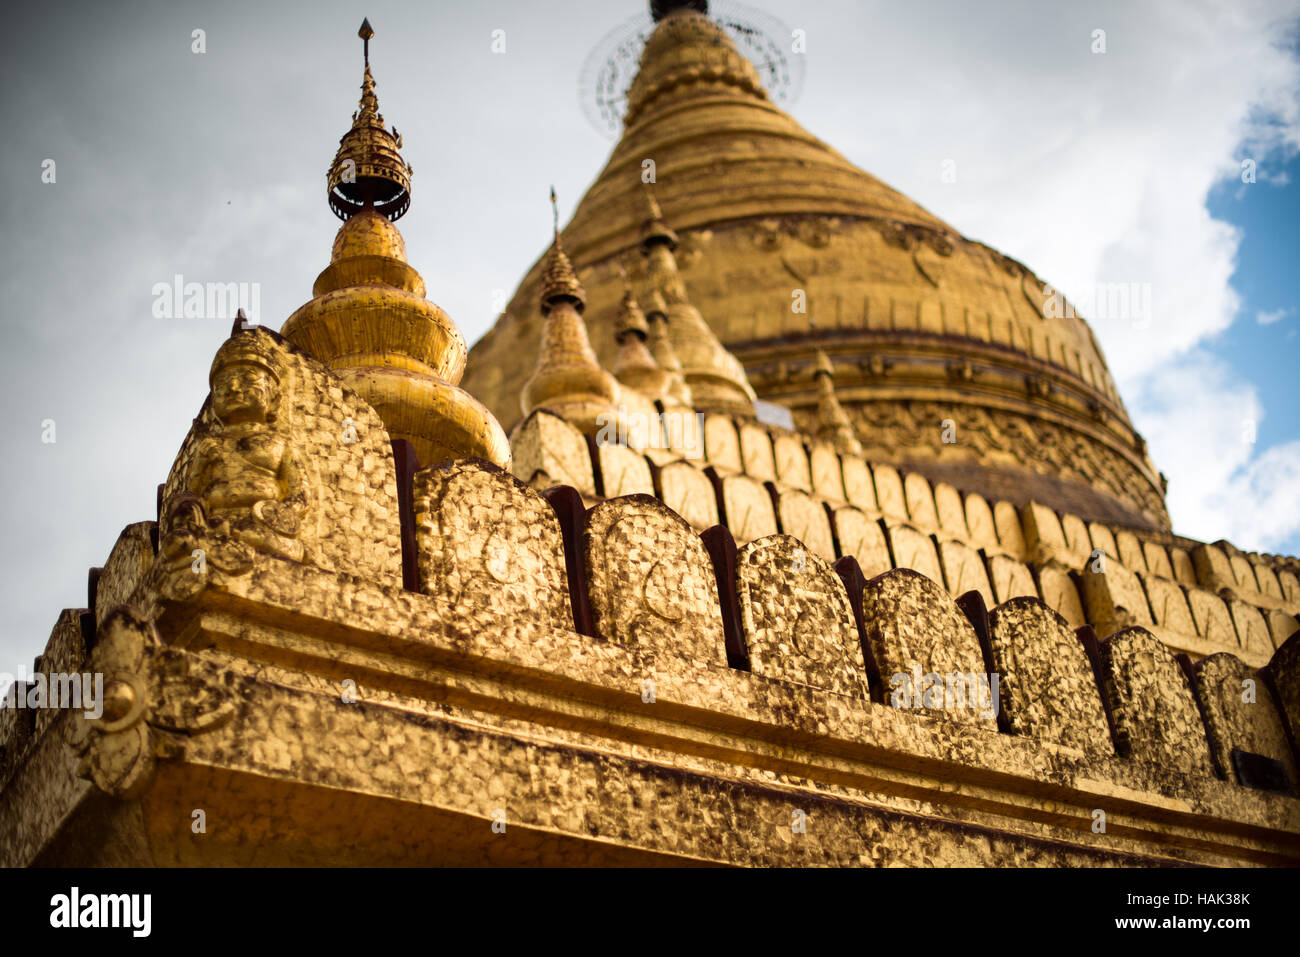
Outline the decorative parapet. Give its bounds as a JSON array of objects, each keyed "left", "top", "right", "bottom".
[
  {"left": 861, "top": 569, "right": 996, "bottom": 728},
  {"left": 736, "top": 535, "right": 867, "bottom": 699},
  {"left": 584, "top": 495, "right": 726, "bottom": 665},
  {"left": 94, "top": 523, "right": 155, "bottom": 629},
  {"left": 6, "top": 408, "right": 1300, "bottom": 865},
  {"left": 414, "top": 459, "right": 573, "bottom": 635},
  {"left": 988, "top": 599, "right": 1111, "bottom": 755},
  {"left": 5, "top": 455, "right": 1300, "bottom": 866},
  {"left": 517, "top": 404, "right": 1296, "bottom": 671},
  {"left": 1195, "top": 653, "right": 1297, "bottom": 792},
  {"left": 1099, "top": 628, "right": 1215, "bottom": 776},
  {"left": 509, "top": 409, "right": 596, "bottom": 498}
]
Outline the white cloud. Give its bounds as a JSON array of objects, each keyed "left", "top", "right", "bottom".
[
  {"left": 1128, "top": 351, "right": 1300, "bottom": 551},
  {"left": 1225, "top": 442, "right": 1300, "bottom": 551},
  {"left": 798, "top": 0, "right": 1300, "bottom": 551},
  {"left": 1257, "top": 306, "right": 1292, "bottom": 324},
  {"left": 819, "top": 0, "right": 1300, "bottom": 384}
]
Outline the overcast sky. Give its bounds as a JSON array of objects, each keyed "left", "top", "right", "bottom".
[{"left": 2, "top": 0, "right": 1298, "bottom": 678}]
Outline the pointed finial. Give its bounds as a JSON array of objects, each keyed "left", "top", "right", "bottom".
[
  {"left": 523, "top": 212, "right": 619, "bottom": 430},
  {"left": 641, "top": 186, "right": 678, "bottom": 249},
  {"left": 540, "top": 192, "right": 585, "bottom": 314},
  {"left": 615, "top": 259, "right": 649, "bottom": 342},
  {"left": 643, "top": 293, "right": 691, "bottom": 406},
  {"left": 359, "top": 18, "right": 374, "bottom": 66},
  {"left": 643, "top": 287, "right": 669, "bottom": 319},
  {"left": 812, "top": 348, "right": 862, "bottom": 456},
  {"left": 327, "top": 19, "right": 412, "bottom": 222}
]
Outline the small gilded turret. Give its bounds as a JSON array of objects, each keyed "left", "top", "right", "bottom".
[
  {"left": 639, "top": 188, "right": 756, "bottom": 417},
  {"left": 642, "top": 287, "right": 692, "bottom": 408},
  {"left": 611, "top": 263, "right": 671, "bottom": 400},
  {"left": 520, "top": 190, "right": 622, "bottom": 435},
  {"left": 282, "top": 20, "right": 509, "bottom": 469},
  {"left": 812, "top": 349, "right": 863, "bottom": 456}
]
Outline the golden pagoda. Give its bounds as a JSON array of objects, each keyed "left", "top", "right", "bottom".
[
  {"left": 812, "top": 348, "right": 863, "bottom": 457},
  {"left": 519, "top": 192, "right": 623, "bottom": 436},
  {"left": 282, "top": 19, "right": 509, "bottom": 471},
  {"left": 636, "top": 189, "right": 757, "bottom": 417},
  {"left": 461, "top": 2, "right": 1163, "bottom": 531},
  {"left": 643, "top": 286, "right": 693, "bottom": 409},
  {"left": 2, "top": 6, "right": 1299, "bottom": 869},
  {"left": 611, "top": 262, "right": 672, "bottom": 401}
]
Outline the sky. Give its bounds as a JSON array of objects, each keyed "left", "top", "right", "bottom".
[{"left": 1, "top": 0, "right": 1298, "bottom": 678}]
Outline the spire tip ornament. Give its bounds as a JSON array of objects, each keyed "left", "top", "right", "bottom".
[
  {"left": 523, "top": 186, "right": 619, "bottom": 431},
  {"left": 327, "top": 20, "right": 412, "bottom": 222},
  {"left": 640, "top": 186, "right": 678, "bottom": 250},
  {"left": 359, "top": 18, "right": 374, "bottom": 64},
  {"left": 812, "top": 348, "right": 863, "bottom": 456},
  {"left": 615, "top": 258, "right": 649, "bottom": 341},
  {"left": 540, "top": 189, "right": 586, "bottom": 315}
]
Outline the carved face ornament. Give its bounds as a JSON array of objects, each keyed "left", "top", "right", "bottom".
[{"left": 213, "top": 362, "right": 276, "bottom": 425}]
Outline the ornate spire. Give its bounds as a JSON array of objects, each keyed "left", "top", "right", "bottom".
[
  {"left": 357, "top": 18, "right": 378, "bottom": 119},
  {"left": 282, "top": 21, "right": 509, "bottom": 470},
  {"left": 638, "top": 188, "right": 754, "bottom": 416},
  {"left": 812, "top": 349, "right": 863, "bottom": 456},
  {"left": 641, "top": 189, "right": 679, "bottom": 250},
  {"left": 540, "top": 187, "right": 586, "bottom": 314},
  {"left": 626, "top": 2, "right": 766, "bottom": 127},
  {"left": 642, "top": 288, "right": 692, "bottom": 408},
  {"left": 612, "top": 262, "right": 671, "bottom": 399},
  {"left": 522, "top": 192, "right": 621, "bottom": 434},
  {"left": 615, "top": 261, "right": 649, "bottom": 341},
  {"left": 326, "top": 19, "right": 413, "bottom": 222}
]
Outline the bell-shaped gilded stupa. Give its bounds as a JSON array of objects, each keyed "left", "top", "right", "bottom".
[
  {"left": 812, "top": 348, "right": 864, "bottom": 457},
  {"left": 520, "top": 192, "right": 623, "bottom": 435},
  {"left": 642, "top": 287, "right": 692, "bottom": 409},
  {"left": 611, "top": 263, "right": 672, "bottom": 401},
  {"left": 281, "top": 20, "right": 509, "bottom": 469},
  {"left": 638, "top": 190, "right": 756, "bottom": 417},
  {"left": 464, "top": 0, "right": 1168, "bottom": 530}
]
